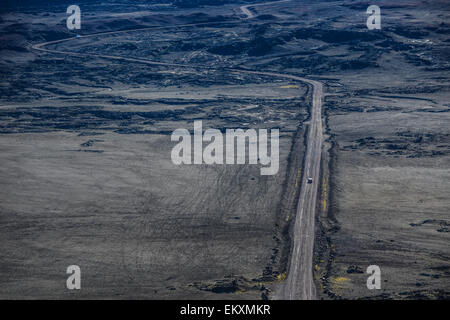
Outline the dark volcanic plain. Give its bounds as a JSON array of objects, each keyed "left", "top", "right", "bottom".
[{"left": 0, "top": 0, "right": 449, "bottom": 299}]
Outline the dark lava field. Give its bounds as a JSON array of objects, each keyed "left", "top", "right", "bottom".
[{"left": 0, "top": 0, "right": 449, "bottom": 299}]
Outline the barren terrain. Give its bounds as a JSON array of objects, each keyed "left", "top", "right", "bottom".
[{"left": 0, "top": 0, "right": 449, "bottom": 299}]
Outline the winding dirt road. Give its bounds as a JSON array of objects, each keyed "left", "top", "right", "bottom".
[
  {"left": 32, "top": 0, "right": 323, "bottom": 300},
  {"left": 240, "top": 0, "right": 291, "bottom": 19}
]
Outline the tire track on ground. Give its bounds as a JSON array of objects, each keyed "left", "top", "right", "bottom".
[{"left": 32, "top": 0, "right": 323, "bottom": 300}]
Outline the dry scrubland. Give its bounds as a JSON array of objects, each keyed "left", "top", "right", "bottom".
[{"left": 0, "top": 0, "right": 449, "bottom": 299}]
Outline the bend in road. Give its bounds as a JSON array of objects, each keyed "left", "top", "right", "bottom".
[
  {"left": 240, "top": 0, "right": 291, "bottom": 19},
  {"left": 32, "top": 0, "right": 323, "bottom": 300}
]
